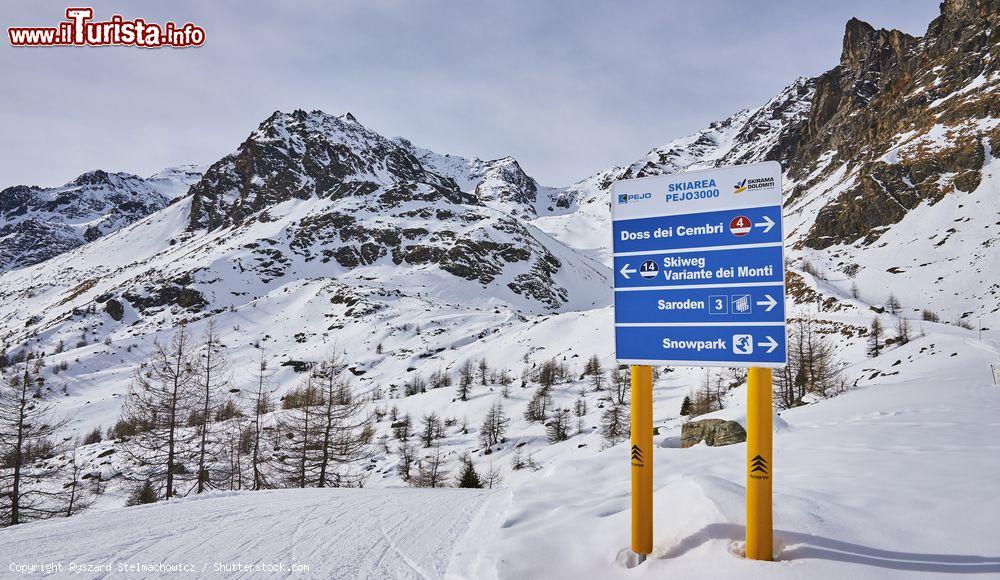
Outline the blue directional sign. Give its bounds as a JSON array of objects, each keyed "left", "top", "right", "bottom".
[{"left": 611, "top": 161, "right": 787, "bottom": 367}]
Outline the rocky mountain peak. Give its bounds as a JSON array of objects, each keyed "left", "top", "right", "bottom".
[
  {"left": 188, "top": 109, "right": 467, "bottom": 230},
  {"left": 790, "top": 0, "right": 999, "bottom": 249},
  {"left": 839, "top": 18, "right": 915, "bottom": 76},
  {"left": 474, "top": 156, "right": 538, "bottom": 211},
  {"left": 70, "top": 169, "right": 115, "bottom": 187}
]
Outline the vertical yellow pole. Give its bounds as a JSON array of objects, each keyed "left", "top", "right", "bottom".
[
  {"left": 746, "top": 366, "right": 773, "bottom": 561},
  {"left": 630, "top": 364, "right": 653, "bottom": 557}
]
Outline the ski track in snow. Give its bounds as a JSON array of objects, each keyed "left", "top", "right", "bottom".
[{"left": 0, "top": 488, "right": 492, "bottom": 579}]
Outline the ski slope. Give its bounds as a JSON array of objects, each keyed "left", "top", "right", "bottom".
[
  {"left": 3, "top": 328, "right": 998, "bottom": 579},
  {"left": 1, "top": 488, "right": 492, "bottom": 579}
]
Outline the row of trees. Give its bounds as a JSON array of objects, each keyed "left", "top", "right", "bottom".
[
  {"left": 116, "top": 323, "right": 374, "bottom": 501},
  {"left": 400, "top": 358, "right": 513, "bottom": 401},
  {"left": 674, "top": 318, "right": 848, "bottom": 415},
  {"left": 868, "top": 315, "right": 915, "bottom": 357}
]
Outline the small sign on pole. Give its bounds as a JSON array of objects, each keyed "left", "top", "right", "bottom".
[{"left": 612, "top": 161, "right": 787, "bottom": 562}]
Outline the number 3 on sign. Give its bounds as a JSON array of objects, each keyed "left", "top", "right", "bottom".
[{"left": 709, "top": 295, "right": 728, "bottom": 315}]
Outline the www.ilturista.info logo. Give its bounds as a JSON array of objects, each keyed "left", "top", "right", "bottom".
[
  {"left": 8, "top": 8, "right": 205, "bottom": 48},
  {"left": 733, "top": 176, "right": 776, "bottom": 195},
  {"left": 618, "top": 192, "right": 652, "bottom": 204}
]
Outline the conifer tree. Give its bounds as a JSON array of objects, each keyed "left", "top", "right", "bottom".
[
  {"left": 248, "top": 349, "right": 274, "bottom": 491},
  {"left": 456, "top": 456, "right": 483, "bottom": 488},
  {"left": 193, "top": 321, "right": 231, "bottom": 493},
  {"left": 600, "top": 403, "right": 628, "bottom": 447},
  {"left": 0, "top": 363, "right": 68, "bottom": 526},
  {"left": 895, "top": 317, "right": 911, "bottom": 345},
  {"left": 523, "top": 386, "right": 552, "bottom": 422},
  {"left": 546, "top": 408, "right": 572, "bottom": 443},
  {"left": 421, "top": 412, "right": 444, "bottom": 448},
  {"left": 413, "top": 446, "right": 449, "bottom": 488},
  {"left": 479, "top": 400, "right": 509, "bottom": 448},
  {"left": 312, "top": 356, "right": 373, "bottom": 487},
  {"left": 679, "top": 395, "right": 693, "bottom": 416},
  {"left": 478, "top": 359, "right": 489, "bottom": 386},
  {"left": 120, "top": 325, "right": 198, "bottom": 499},
  {"left": 869, "top": 317, "right": 884, "bottom": 357}
]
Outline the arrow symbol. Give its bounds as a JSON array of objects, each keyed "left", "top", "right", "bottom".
[
  {"left": 620, "top": 263, "right": 636, "bottom": 279},
  {"left": 755, "top": 294, "right": 778, "bottom": 312},
  {"left": 630, "top": 444, "right": 643, "bottom": 462},
  {"left": 757, "top": 336, "right": 779, "bottom": 354},
  {"left": 750, "top": 454, "right": 768, "bottom": 474},
  {"left": 754, "top": 215, "right": 775, "bottom": 234}
]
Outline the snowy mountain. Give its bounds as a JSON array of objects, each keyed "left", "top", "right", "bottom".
[
  {"left": 0, "top": 166, "right": 204, "bottom": 272},
  {"left": 534, "top": 0, "right": 999, "bottom": 327},
  {"left": 1, "top": 1, "right": 999, "bottom": 577},
  {"left": 395, "top": 137, "right": 572, "bottom": 219},
  {"left": 0, "top": 108, "right": 608, "bottom": 443}
]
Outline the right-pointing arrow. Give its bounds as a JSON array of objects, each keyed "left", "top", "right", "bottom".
[
  {"left": 754, "top": 215, "right": 775, "bottom": 234},
  {"left": 755, "top": 294, "right": 778, "bottom": 312},
  {"left": 757, "top": 336, "right": 778, "bottom": 354}
]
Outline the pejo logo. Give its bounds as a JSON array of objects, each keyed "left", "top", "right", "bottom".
[{"left": 617, "top": 192, "right": 652, "bottom": 204}]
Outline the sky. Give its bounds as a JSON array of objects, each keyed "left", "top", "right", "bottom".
[{"left": 2, "top": 1, "right": 942, "bottom": 188}]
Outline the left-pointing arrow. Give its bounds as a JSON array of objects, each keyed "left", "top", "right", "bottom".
[
  {"left": 754, "top": 215, "right": 775, "bottom": 234},
  {"left": 620, "top": 263, "right": 636, "bottom": 279},
  {"left": 757, "top": 336, "right": 779, "bottom": 353}
]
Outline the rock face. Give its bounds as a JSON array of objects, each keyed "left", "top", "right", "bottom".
[
  {"left": 680, "top": 419, "right": 747, "bottom": 448},
  {"left": 0, "top": 167, "right": 203, "bottom": 272},
  {"left": 789, "top": 1, "right": 1000, "bottom": 249}
]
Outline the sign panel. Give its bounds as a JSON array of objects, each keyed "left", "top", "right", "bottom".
[{"left": 612, "top": 161, "right": 787, "bottom": 367}]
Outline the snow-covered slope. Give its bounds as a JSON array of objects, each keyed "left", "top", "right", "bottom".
[
  {"left": 489, "top": 327, "right": 1000, "bottom": 579},
  {"left": 3, "top": 322, "right": 997, "bottom": 579},
  {"left": 146, "top": 164, "right": 208, "bottom": 201}
]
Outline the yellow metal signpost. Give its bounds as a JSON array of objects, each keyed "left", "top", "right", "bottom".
[
  {"left": 630, "top": 365, "right": 653, "bottom": 558},
  {"left": 745, "top": 367, "right": 773, "bottom": 560}
]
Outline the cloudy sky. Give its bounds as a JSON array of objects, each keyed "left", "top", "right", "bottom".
[{"left": 3, "top": 0, "right": 940, "bottom": 188}]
